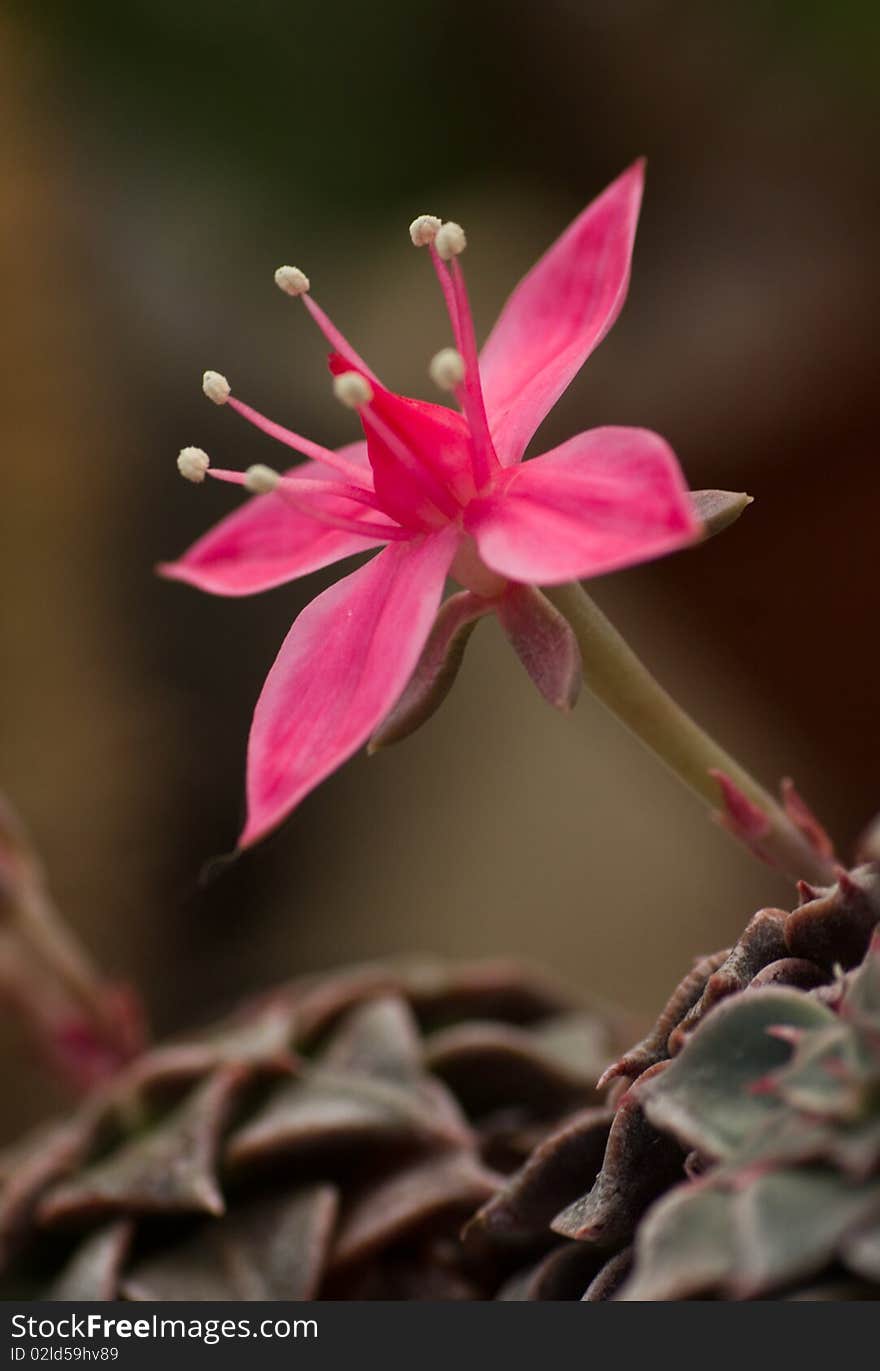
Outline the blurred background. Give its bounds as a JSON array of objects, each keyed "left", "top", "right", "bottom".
[{"left": 1, "top": 0, "right": 878, "bottom": 1137}]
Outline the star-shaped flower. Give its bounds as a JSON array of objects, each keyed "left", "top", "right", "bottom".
[{"left": 161, "top": 162, "right": 702, "bottom": 846}]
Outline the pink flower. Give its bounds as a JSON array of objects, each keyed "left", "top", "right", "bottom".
[{"left": 161, "top": 162, "right": 701, "bottom": 846}]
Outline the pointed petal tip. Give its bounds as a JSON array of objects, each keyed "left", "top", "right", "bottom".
[
  {"left": 236, "top": 819, "right": 275, "bottom": 853},
  {"left": 479, "top": 169, "right": 649, "bottom": 465}
]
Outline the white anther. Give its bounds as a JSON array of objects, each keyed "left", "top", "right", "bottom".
[
  {"left": 409, "top": 214, "right": 441, "bottom": 247},
  {"left": 434, "top": 221, "right": 466, "bottom": 261},
  {"left": 333, "top": 372, "right": 373, "bottom": 409},
  {"left": 244, "top": 464, "right": 281, "bottom": 494},
  {"left": 177, "top": 446, "right": 210, "bottom": 483},
  {"left": 428, "top": 347, "right": 465, "bottom": 392},
  {"left": 202, "top": 370, "right": 231, "bottom": 405},
  {"left": 274, "top": 265, "right": 310, "bottom": 296}
]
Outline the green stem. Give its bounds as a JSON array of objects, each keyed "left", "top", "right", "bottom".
[{"left": 545, "top": 581, "right": 835, "bottom": 887}]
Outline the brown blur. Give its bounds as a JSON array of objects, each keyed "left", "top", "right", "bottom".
[{"left": 1, "top": 1, "right": 878, "bottom": 1137}]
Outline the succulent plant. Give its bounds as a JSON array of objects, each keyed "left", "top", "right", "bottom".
[
  {"left": 619, "top": 931, "right": 880, "bottom": 1299},
  {"left": 0, "top": 958, "right": 623, "bottom": 1300},
  {"left": 465, "top": 861, "right": 880, "bottom": 1299},
  {"left": 2, "top": 811, "right": 878, "bottom": 1302}
]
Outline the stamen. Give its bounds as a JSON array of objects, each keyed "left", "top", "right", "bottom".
[
  {"left": 427, "top": 244, "right": 464, "bottom": 355},
  {"left": 409, "top": 214, "right": 441, "bottom": 247},
  {"left": 273, "top": 266, "right": 381, "bottom": 385},
  {"left": 273, "top": 482, "right": 409, "bottom": 541},
  {"left": 276, "top": 504, "right": 410, "bottom": 541},
  {"left": 333, "top": 372, "right": 374, "bottom": 409},
  {"left": 281, "top": 479, "right": 385, "bottom": 512},
  {"left": 210, "top": 468, "right": 388, "bottom": 514},
  {"left": 448, "top": 258, "right": 500, "bottom": 488},
  {"left": 244, "top": 464, "right": 281, "bottom": 494},
  {"left": 203, "top": 371, "right": 231, "bottom": 405},
  {"left": 208, "top": 382, "right": 371, "bottom": 485},
  {"left": 428, "top": 347, "right": 465, "bottom": 392},
  {"left": 300, "top": 295, "right": 381, "bottom": 385},
  {"left": 177, "top": 446, "right": 210, "bottom": 483},
  {"left": 434, "top": 221, "right": 467, "bottom": 261},
  {"left": 273, "top": 265, "right": 310, "bottom": 297},
  {"left": 208, "top": 467, "right": 409, "bottom": 541}
]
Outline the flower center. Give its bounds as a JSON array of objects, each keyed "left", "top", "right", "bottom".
[{"left": 450, "top": 534, "right": 508, "bottom": 598}]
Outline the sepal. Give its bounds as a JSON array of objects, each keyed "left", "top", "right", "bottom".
[
  {"left": 368, "top": 591, "right": 491, "bottom": 751},
  {"left": 690, "top": 489, "right": 752, "bottom": 539},
  {"left": 497, "top": 585, "right": 582, "bottom": 712}
]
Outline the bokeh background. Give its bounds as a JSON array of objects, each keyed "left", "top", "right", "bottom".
[{"left": 2, "top": 0, "right": 878, "bottom": 1137}]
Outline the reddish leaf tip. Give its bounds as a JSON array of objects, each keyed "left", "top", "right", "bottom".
[{"left": 709, "top": 770, "right": 771, "bottom": 842}]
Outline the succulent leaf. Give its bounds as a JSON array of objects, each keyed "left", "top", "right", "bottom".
[
  {"left": 732, "top": 1168, "right": 880, "bottom": 1298},
  {"left": 0, "top": 958, "right": 616, "bottom": 1301},
  {"left": 123, "top": 1186, "right": 338, "bottom": 1302},
  {"left": 617, "top": 1185, "right": 736, "bottom": 1301},
  {"left": 642, "top": 989, "right": 836, "bottom": 1159},
  {"left": 466, "top": 1107, "right": 612, "bottom": 1246},
  {"left": 551, "top": 1065, "right": 685, "bottom": 1247}
]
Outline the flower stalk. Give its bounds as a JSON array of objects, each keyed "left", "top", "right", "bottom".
[{"left": 544, "top": 581, "right": 835, "bottom": 886}]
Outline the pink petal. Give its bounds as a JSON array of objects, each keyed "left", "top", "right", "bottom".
[
  {"left": 464, "top": 427, "right": 701, "bottom": 585},
  {"left": 327, "top": 354, "right": 474, "bottom": 526},
  {"left": 158, "top": 445, "right": 384, "bottom": 596},
  {"left": 479, "top": 161, "right": 645, "bottom": 466},
  {"left": 240, "top": 527, "right": 458, "bottom": 845}
]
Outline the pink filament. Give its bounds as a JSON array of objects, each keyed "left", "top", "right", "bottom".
[
  {"left": 448, "top": 260, "right": 501, "bottom": 489},
  {"left": 423, "top": 243, "right": 500, "bottom": 491},
  {"left": 275, "top": 490, "right": 408, "bottom": 541},
  {"left": 278, "top": 476, "right": 387, "bottom": 511},
  {"left": 429, "top": 244, "right": 464, "bottom": 355},
  {"left": 301, "top": 295, "right": 381, "bottom": 386},
  {"left": 207, "top": 469, "right": 407, "bottom": 541},
  {"left": 225, "top": 396, "right": 371, "bottom": 486}
]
